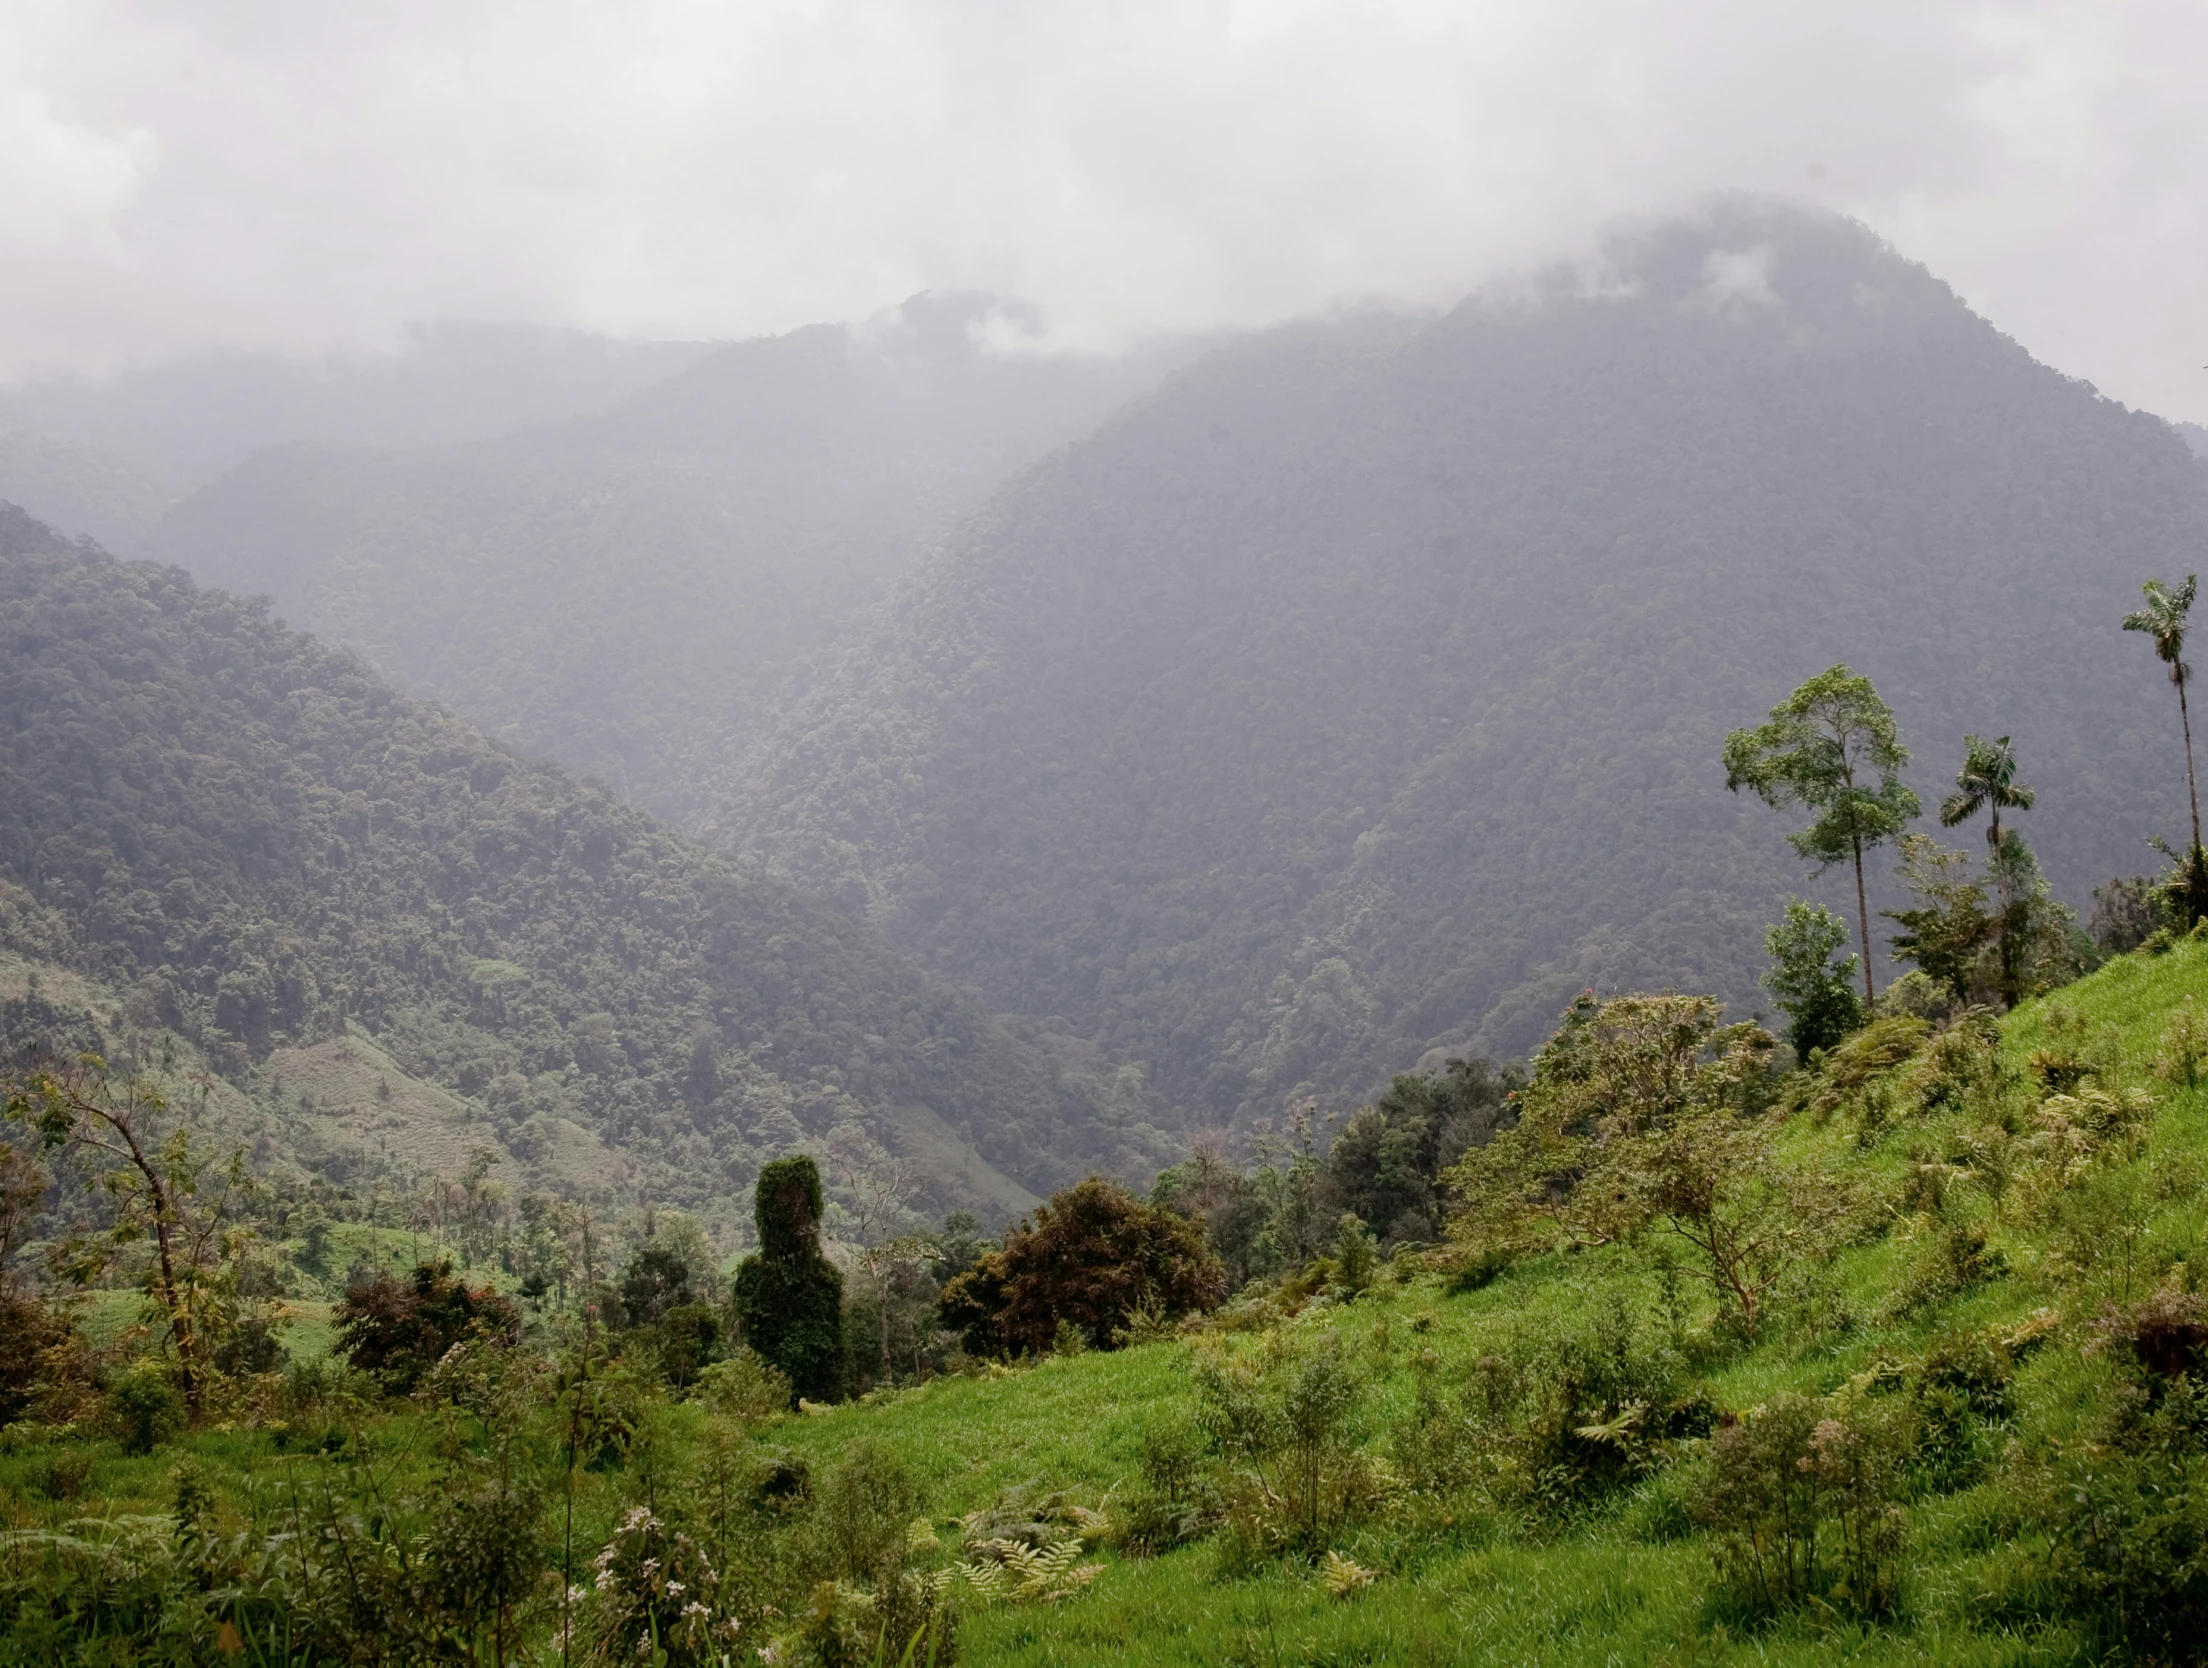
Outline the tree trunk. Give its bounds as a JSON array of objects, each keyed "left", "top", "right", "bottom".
[
  {"left": 111, "top": 1114, "right": 198, "bottom": 1414},
  {"left": 2182, "top": 670, "right": 2202, "bottom": 855},
  {"left": 1851, "top": 833, "right": 1876, "bottom": 1008}
]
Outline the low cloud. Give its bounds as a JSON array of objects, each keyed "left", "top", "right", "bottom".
[{"left": 1, "top": 1, "right": 2203, "bottom": 419}]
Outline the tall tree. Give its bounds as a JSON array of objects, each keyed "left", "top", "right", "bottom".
[
  {"left": 1724, "top": 667, "right": 1921, "bottom": 1006},
  {"left": 1939, "top": 734, "right": 2035, "bottom": 852},
  {"left": 2123, "top": 575, "right": 2207, "bottom": 922}
]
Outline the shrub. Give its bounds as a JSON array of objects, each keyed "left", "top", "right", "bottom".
[
  {"left": 1764, "top": 899, "right": 1864, "bottom": 1059},
  {"left": 619, "top": 1243, "right": 696, "bottom": 1328},
  {"left": 2027, "top": 1374, "right": 2208, "bottom": 1661},
  {"left": 732, "top": 1156, "right": 846, "bottom": 1404},
  {"left": 1682, "top": 1393, "right": 1907, "bottom": 1618},
  {"left": 691, "top": 1350, "right": 793, "bottom": 1425},
  {"left": 1194, "top": 1336, "right": 1379, "bottom": 1560},
  {"left": 1116, "top": 1417, "right": 1222, "bottom": 1554},
  {"left": 1463, "top": 1301, "right": 1705, "bottom": 1516},
  {"left": 333, "top": 1260, "right": 520, "bottom": 1392},
  {"left": 581, "top": 1505, "right": 743, "bottom": 1668},
  {"left": 649, "top": 1303, "right": 723, "bottom": 1390},
  {"left": 0, "top": 1288, "right": 72, "bottom": 1426},
  {"left": 2160, "top": 994, "right": 2208, "bottom": 1090},
  {"left": 105, "top": 1360, "right": 184, "bottom": 1454},
  {"left": 941, "top": 1178, "right": 1225, "bottom": 1357},
  {"left": 813, "top": 1440, "right": 927, "bottom": 1584}
]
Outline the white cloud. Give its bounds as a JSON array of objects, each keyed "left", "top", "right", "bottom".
[{"left": 1, "top": 0, "right": 2205, "bottom": 419}]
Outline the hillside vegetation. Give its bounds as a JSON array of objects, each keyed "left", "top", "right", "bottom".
[
  {"left": 0, "top": 507, "right": 1173, "bottom": 1224},
  {"left": 147, "top": 297, "right": 1193, "bottom": 830},
  {"left": 9, "top": 924, "right": 2208, "bottom": 1662},
  {"left": 732, "top": 200, "right": 2208, "bottom": 1125}
]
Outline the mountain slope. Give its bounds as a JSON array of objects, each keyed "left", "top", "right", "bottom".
[
  {"left": 0, "top": 508, "right": 1170, "bottom": 1224},
  {"left": 147, "top": 297, "right": 1193, "bottom": 830},
  {"left": 0, "top": 321, "right": 715, "bottom": 490},
  {"left": 732, "top": 200, "right": 2208, "bottom": 1123}
]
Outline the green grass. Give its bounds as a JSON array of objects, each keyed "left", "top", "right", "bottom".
[{"left": 12, "top": 943, "right": 2208, "bottom": 1662}]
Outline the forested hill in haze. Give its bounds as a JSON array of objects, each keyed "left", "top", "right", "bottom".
[
  {"left": 730, "top": 200, "right": 2208, "bottom": 1126},
  {"left": 0, "top": 508, "right": 1173, "bottom": 1224},
  {"left": 146, "top": 296, "right": 1193, "bottom": 830}
]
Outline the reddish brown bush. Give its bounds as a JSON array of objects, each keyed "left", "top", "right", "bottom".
[{"left": 940, "top": 1177, "right": 1225, "bottom": 1356}]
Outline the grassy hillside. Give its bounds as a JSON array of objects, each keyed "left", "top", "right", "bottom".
[
  {"left": 10, "top": 939, "right": 2206, "bottom": 1663},
  {"left": 0, "top": 507, "right": 1173, "bottom": 1224},
  {"left": 147, "top": 299, "right": 1194, "bottom": 831},
  {"left": 732, "top": 199, "right": 2208, "bottom": 1126}
]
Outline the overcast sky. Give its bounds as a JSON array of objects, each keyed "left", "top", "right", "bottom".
[{"left": 4, "top": 1, "right": 2205, "bottom": 420}]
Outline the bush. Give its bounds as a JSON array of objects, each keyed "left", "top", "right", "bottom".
[
  {"left": 581, "top": 1505, "right": 744, "bottom": 1668},
  {"left": 813, "top": 1439, "right": 927, "bottom": 1584},
  {"left": 105, "top": 1361, "right": 184, "bottom": 1454},
  {"left": 2024, "top": 1371, "right": 2208, "bottom": 1662},
  {"left": 0, "top": 1288, "right": 71, "bottom": 1426},
  {"left": 940, "top": 1178, "right": 1225, "bottom": 1357},
  {"left": 732, "top": 1157, "right": 846, "bottom": 1404},
  {"left": 1117, "top": 1417, "right": 1223, "bottom": 1554},
  {"left": 1682, "top": 1392, "right": 1907, "bottom": 1618},
  {"left": 1764, "top": 899, "right": 1863, "bottom": 1059},
  {"left": 691, "top": 1350, "right": 793, "bottom": 1425},
  {"left": 1194, "top": 1336, "right": 1380, "bottom": 1561},
  {"left": 333, "top": 1261, "right": 520, "bottom": 1393}
]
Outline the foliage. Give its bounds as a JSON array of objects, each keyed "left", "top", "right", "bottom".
[
  {"left": 734, "top": 1156, "right": 848, "bottom": 1404},
  {"left": 2123, "top": 572, "right": 2205, "bottom": 896},
  {"left": 731, "top": 206, "right": 2208, "bottom": 1118},
  {"left": 0, "top": 511, "right": 1156, "bottom": 1218},
  {"left": 333, "top": 1258, "right": 520, "bottom": 1392},
  {"left": 1725, "top": 664, "right": 1920, "bottom": 1004},
  {"left": 1445, "top": 994, "right": 1817, "bottom": 1332},
  {"left": 1681, "top": 1392, "right": 1908, "bottom": 1619},
  {"left": 691, "top": 1350, "right": 793, "bottom": 1426},
  {"left": 1193, "top": 1335, "right": 1380, "bottom": 1558},
  {"left": 938, "top": 1178, "right": 1225, "bottom": 1358},
  {"left": 1310, "top": 1056, "right": 1517, "bottom": 1246},
  {"left": 1762, "top": 899, "right": 1861, "bottom": 1059},
  {"left": 581, "top": 1504, "right": 743, "bottom": 1667}
]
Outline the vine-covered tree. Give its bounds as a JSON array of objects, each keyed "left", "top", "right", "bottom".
[
  {"left": 1725, "top": 667, "right": 1920, "bottom": 1005},
  {"left": 731, "top": 1156, "right": 846, "bottom": 1404}
]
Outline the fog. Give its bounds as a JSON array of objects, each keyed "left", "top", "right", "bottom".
[{"left": 4, "top": 0, "right": 2206, "bottom": 420}]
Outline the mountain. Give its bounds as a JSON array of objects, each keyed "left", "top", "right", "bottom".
[
  {"left": 0, "top": 508, "right": 1175, "bottom": 1231},
  {"left": 146, "top": 295, "right": 1195, "bottom": 831},
  {"left": 2178, "top": 420, "right": 2208, "bottom": 462},
  {"left": 0, "top": 321, "right": 715, "bottom": 492},
  {"left": 730, "top": 200, "right": 2208, "bottom": 1125},
  {"left": 0, "top": 430, "right": 178, "bottom": 551}
]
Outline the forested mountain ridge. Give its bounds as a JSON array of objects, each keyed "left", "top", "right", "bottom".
[
  {"left": 148, "top": 297, "right": 1195, "bottom": 831},
  {"left": 0, "top": 508, "right": 1171, "bottom": 1224},
  {"left": 731, "top": 200, "right": 2208, "bottom": 1125}
]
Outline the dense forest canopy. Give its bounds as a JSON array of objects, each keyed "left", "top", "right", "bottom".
[
  {"left": 0, "top": 508, "right": 1173, "bottom": 1219},
  {"left": 729, "top": 201, "right": 2208, "bottom": 1124},
  {"left": 144, "top": 296, "right": 1196, "bottom": 831}
]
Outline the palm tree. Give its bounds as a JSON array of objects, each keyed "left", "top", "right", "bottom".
[
  {"left": 1939, "top": 734, "right": 2035, "bottom": 851},
  {"left": 2124, "top": 575, "right": 2202, "bottom": 853}
]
